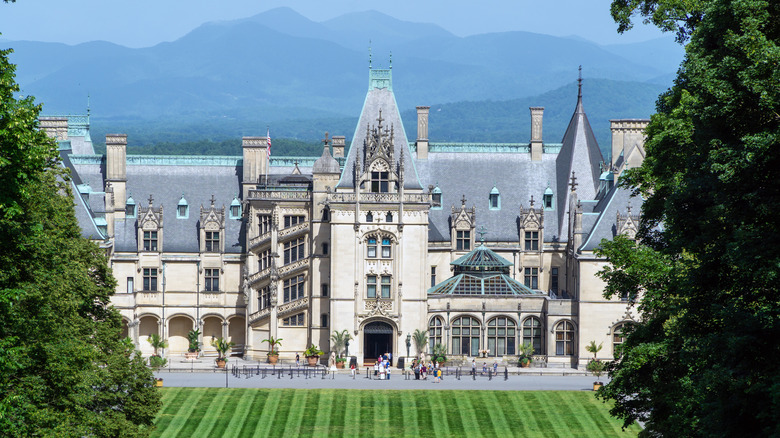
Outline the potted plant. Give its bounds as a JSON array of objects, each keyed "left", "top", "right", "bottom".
[
  {"left": 518, "top": 342, "right": 535, "bottom": 368},
  {"left": 412, "top": 329, "right": 428, "bottom": 358},
  {"left": 330, "top": 329, "right": 352, "bottom": 368},
  {"left": 587, "top": 359, "right": 607, "bottom": 390},
  {"left": 211, "top": 337, "right": 234, "bottom": 368},
  {"left": 185, "top": 329, "right": 200, "bottom": 360},
  {"left": 147, "top": 354, "right": 167, "bottom": 386},
  {"left": 433, "top": 343, "right": 447, "bottom": 365},
  {"left": 263, "top": 336, "right": 283, "bottom": 365},
  {"left": 147, "top": 333, "right": 168, "bottom": 379},
  {"left": 304, "top": 344, "right": 324, "bottom": 366}
]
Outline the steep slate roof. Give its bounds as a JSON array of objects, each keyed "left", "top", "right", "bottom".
[
  {"left": 337, "top": 69, "right": 422, "bottom": 190},
  {"left": 415, "top": 152, "right": 561, "bottom": 242},
  {"left": 580, "top": 184, "right": 642, "bottom": 251},
  {"left": 555, "top": 82, "right": 604, "bottom": 237}
]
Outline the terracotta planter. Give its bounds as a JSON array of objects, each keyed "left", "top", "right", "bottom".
[
  {"left": 268, "top": 355, "right": 279, "bottom": 365},
  {"left": 307, "top": 356, "right": 320, "bottom": 367},
  {"left": 154, "top": 379, "right": 163, "bottom": 387},
  {"left": 336, "top": 361, "right": 345, "bottom": 369},
  {"left": 185, "top": 351, "right": 198, "bottom": 360},
  {"left": 521, "top": 361, "right": 531, "bottom": 368},
  {"left": 216, "top": 358, "right": 226, "bottom": 368},
  {"left": 593, "top": 382, "right": 603, "bottom": 391}
]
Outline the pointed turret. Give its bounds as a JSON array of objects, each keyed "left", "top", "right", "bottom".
[{"left": 556, "top": 67, "right": 604, "bottom": 236}]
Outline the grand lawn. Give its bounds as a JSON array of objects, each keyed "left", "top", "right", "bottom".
[{"left": 152, "top": 388, "right": 640, "bottom": 437}]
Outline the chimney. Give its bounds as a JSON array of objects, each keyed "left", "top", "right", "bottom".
[
  {"left": 105, "top": 134, "right": 127, "bottom": 223},
  {"left": 242, "top": 136, "right": 268, "bottom": 196},
  {"left": 332, "top": 135, "right": 345, "bottom": 158},
  {"left": 39, "top": 117, "right": 69, "bottom": 141},
  {"left": 610, "top": 119, "right": 649, "bottom": 170},
  {"left": 530, "top": 107, "right": 544, "bottom": 161},
  {"left": 416, "top": 106, "right": 430, "bottom": 159}
]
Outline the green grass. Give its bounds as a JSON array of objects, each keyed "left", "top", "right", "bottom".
[{"left": 152, "top": 388, "right": 640, "bottom": 437}]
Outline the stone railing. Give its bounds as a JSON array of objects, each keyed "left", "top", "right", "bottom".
[
  {"left": 278, "top": 222, "right": 309, "bottom": 241},
  {"left": 248, "top": 232, "right": 271, "bottom": 252},
  {"left": 278, "top": 258, "right": 309, "bottom": 279},
  {"left": 248, "top": 189, "right": 311, "bottom": 201},
  {"left": 249, "top": 307, "right": 271, "bottom": 325},
  {"left": 328, "top": 192, "right": 431, "bottom": 204},
  {"left": 278, "top": 296, "right": 309, "bottom": 318},
  {"left": 248, "top": 266, "right": 272, "bottom": 285}
]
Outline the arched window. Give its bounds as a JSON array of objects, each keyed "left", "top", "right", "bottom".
[
  {"left": 522, "top": 317, "right": 543, "bottom": 354},
  {"left": 555, "top": 321, "right": 575, "bottom": 356},
  {"left": 428, "top": 317, "right": 443, "bottom": 354},
  {"left": 613, "top": 322, "right": 629, "bottom": 357},
  {"left": 452, "top": 316, "right": 481, "bottom": 356},
  {"left": 487, "top": 316, "right": 516, "bottom": 356},
  {"left": 385, "top": 212, "right": 393, "bottom": 223},
  {"left": 366, "top": 211, "right": 374, "bottom": 222}
]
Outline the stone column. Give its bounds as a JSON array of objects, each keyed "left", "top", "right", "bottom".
[
  {"left": 530, "top": 107, "right": 544, "bottom": 161},
  {"left": 416, "top": 106, "right": 430, "bottom": 159}
]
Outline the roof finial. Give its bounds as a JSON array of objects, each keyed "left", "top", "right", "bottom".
[
  {"left": 210, "top": 194, "right": 216, "bottom": 206},
  {"left": 148, "top": 194, "right": 154, "bottom": 206},
  {"left": 87, "top": 94, "right": 91, "bottom": 116},
  {"left": 477, "top": 226, "right": 488, "bottom": 243},
  {"left": 389, "top": 51, "right": 392, "bottom": 69},
  {"left": 529, "top": 195, "right": 535, "bottom": 207},
  {"left": 461, "top": 194, "right": 467, "bottom": 206},
  {"left": 368, "top": 41, "right": 372, "bottom": 69},
  {"left": 577, "top": 65, "right": 583, "bottom": 99},
  {"left": 570, "top": 171, "right": 578, "bottom": 192}
]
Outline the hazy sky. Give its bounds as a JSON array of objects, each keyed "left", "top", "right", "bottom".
[{"left": 0, "top": 0, "right": 668, "bottom": 47}]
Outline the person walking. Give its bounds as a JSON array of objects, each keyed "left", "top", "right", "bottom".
[
  {"left": 471, "top": 359, "right": 477, "bottom": 377},
  {"left": 350, "top": 363, "right": 356, "bottom": 379},
  {"left": 295, "top": 353, "right": 300, "bottom": 367}
]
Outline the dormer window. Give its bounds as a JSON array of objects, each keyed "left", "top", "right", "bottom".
[
  {"left": 371, "top": 171, "right": 389, "bottom": 193},
  {"left": 489, "top": 185, "right": 501, "bottom": 210},
  {"left": 432, "top": 186, "right": 442, "bottom": 209},
  {"left": 543, "top": 186, "right": 554, "bottom": 210},
  {"left": 177, "top": 195, "right": 189, "bottom": 219},
  {"left": 229, "top": 197, "right": 241, "bottom": 219},
  {"left": 205, "top": 231, "right": 220, "bottom": 252},
  {"left": 125, "top": 196, "right": 136, "bottom": 217},
  {"left": 143, "top": 231, "right": 158, "bottom": 251}
]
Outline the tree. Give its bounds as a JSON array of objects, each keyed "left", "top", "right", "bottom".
[
  {"left": 329, "top": 330, "right": 351, "bottom": 358},
  {"left": 0, "top": 45, "right": 161, "bottom": 436},
  {"left": 599, "top": 1, "right": 780, "bottom": 436},
  {"left": 412, "top": 329, "right": 428, "bottom": 357}
]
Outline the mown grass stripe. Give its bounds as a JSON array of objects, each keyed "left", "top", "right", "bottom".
[
  {"left": 535, "top": 391, "right": 577, "bottom": 437},
  {"left": 557, "top": 391, "right": 608, "bottom": 437},
  {"left": 341, "top": 389, "right": 362, "bottom": 438},
  {"left": 176, "top": 388, "right": 222, "bottom": 436},
  {"left": 424, "top": 390, "right": 451, "bottom": 436},
  {"left": 452, "top": 389, "right": 482, "bottom": 435},
  {"left": 411, "top": 390, "right": 434, "bottom": 437},
  {"left": 153, "top": 388, "right": 186, "bottom": 434},
  {"left": 232, "top": 389, "right": 269, "bottom": 437},
  {"left": 496, "top": 390, "right": 541, "bottom": 436},
  {"left": 580, "top": 392, "right": 637, "bottom": 436},
  {"left": 374, "top": 389, "right": 392, "bottom": 431},
  {"left": 312, "top": 388, "right": 334, "bottom": 433},
  {"left": 473, "top": 390, "right": 509, "bottom": 435},
  {"left": 399, "top": 391, "right": 420, "bottom": 437},
  {"left": 299, "top": 389, "right": 320, "bottom": 433},
  {"left": 267, "top": 390, "right": 295, "bottom": 438},
  {"left": 440, "top": 391, "right": 466, "bottom": 435},
  {"left": 157, "top": 388, "right": 208, "bottom": 438},
  {"left": 250, "top": 389, "right": 284, "bottom": 438},
  {"left": 281, "top": 389, "right": 308, "bottom": 436}
]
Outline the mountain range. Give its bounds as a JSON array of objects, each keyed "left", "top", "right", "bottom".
[{"left": 3, "top": 7, "right": 683, "bottom": 149}]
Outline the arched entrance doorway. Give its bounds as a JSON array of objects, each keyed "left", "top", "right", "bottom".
[{"left": 363, "top": 321, "right": 393, "bottom": 362}]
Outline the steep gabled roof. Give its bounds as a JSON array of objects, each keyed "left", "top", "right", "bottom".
[{"left": 452, "top": 243, "right": 513, "bottom": 271}]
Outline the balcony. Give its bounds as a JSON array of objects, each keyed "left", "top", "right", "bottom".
[
  {"left": 247, "top": 266, "right": 272, "bottom": 286},
  {"left": 249, "top": 307, "right": 271, "bottom": 325},
  {"left": 327, "top": 192, "right": 431, "bottom": 204},
  {"left": 278, "top": 258, "right": 309, "bottom": 279},
  {"left": 248, "top": 188, "right": 311, "bottom": 201},
  {"left": 277, "top": 296, "right": 309, "bottom": 318},
  {"left": 278, "top": 221, "right": 309, "bottom": 243},
  {"left": 248, "top": 231, "right": 271, "bottom": 253}
]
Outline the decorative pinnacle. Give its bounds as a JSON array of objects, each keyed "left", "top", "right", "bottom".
[
  {"left": 461, "top": 194, "right": 467, "bottom": 206},
  {"left": 570, "top": 172, "right": 578, "bottom": 192},
  {"left": 148, "top": 194, "right": 154, "bottom": 205},
  {"left": 477, "top": 226, "right": 488, "bottom": 242},
  {"left": 368, "top": 41, "right": 372, "bottom": 69},
  {"left": 322, "top": 132, "right": 330, "bottom": 147},
  {"left": 529, "top": 195, "right": 535, "bottom": 207},
  {"left": 210, "top": 194, "right": 216, "bottom": 206},
  {"left": 389, "top": 51, "right": 392, "bottom": 69},
  {"left": 577, "top": 65, "right": 583, "bottom": 99}
]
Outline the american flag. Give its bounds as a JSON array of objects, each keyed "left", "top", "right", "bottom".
[{"left": 266, "top": 128, "right": 271, "bottom": 158}]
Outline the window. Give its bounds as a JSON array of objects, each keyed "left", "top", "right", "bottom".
[
  {"left": 613, "top": 323, "right": 629, "bottom": 356},
  {"left": 489, "top": 186, "right": 500, "bottom": 210},
  {"left": 452, "top": 316, "right": 481, "bottom": 356},
  {"left": 143, "top": 231, "right": 158, "bottom": 251},
  {"left": 431, "top": 187, "right": 442, "bottom": 209},
  {"left": 367, "top": 275, "right": 377, "bottom": 298},
  {"left": 321, "top": 283, "right": 329, "bottom": 297},
  {"left": 283, "top": 313, "right": 305, "bottom": 326},
  {"left": 127, "top": 277, "right": 134, "bottom": 294},
  {"left": 143, "top": 268, "right": 158, "bottom": 291},
  {"left": 321, "top": 314, "right": 329, "bottom": 327},
  {"left": 551, "top": 267, "right": 559, "bottom": 293},
  {"left": 370, "top": 171, "right": 389, "bottom": 193},
  {"left": 229, "top": 197, "right": 241, "bottom": 219},
  {"left": 385, "top": 212, "right": 393, "bottom": 222},
  {"left": 543, "top": 192, "right": 553, "bottom": 209},
  {"left": 283, "top": 237, "right": 305, "bottom": 264},
  {"left": 258, "top": 286, "right": 271, "bottom": 310},
  {"left": 367, "top": 237, "right": 377, "bottom": 258},
  {"left": 456, "top": 230, "right": 471, "bottom": 251},
  {"left": 381, "top": 238, "right": 391, "bottom": 258},
  {"left": 283, "top": 215, "right": 305, "bottom": 228},
  {"left": 205, "top": 231, "right": 220, "bottom": 252},
  {"left": 429, "top": 317, "right": 443, "bottom": 354},
  {"left": 322, "top": 208, "right": 330, "bottom": 222},
  {"left": 259, "top": 250, "right": 271, "bottom": 271},
  {"left": 524, "top": 267, "right": 539, "bottom": 289},
  {"left": 430, "top": 266, "right": 437, "bottom": 288},
  {"left": 125, "top": 196, "right": 136, "bottom": 217},
  {"left": 523, "top": 317, "right": 542, "bottom": 354},
  {"left": 177, "top": 196, "right": 188, "bottom": 219},
  {"left": 366, "top": 211, "right": 374, "bottom": 222},
  {"left": 283, "top": 275, "right": 305, "bottom": 303},
  {"left": 555, "top": 321, "right": 575, "bottom": 355},
  {"left": 205, "top": 268, "right": 219, "bottom": 292},
  {"left": 381, "top": 275, "right": 391, "bottom": 298},
  {"left": 258, "top": 214, "right": 272, "bottom": 235},
  {"left": 525, "top": 231, "right": 539, "bottom": 250},
  {"left": 487, "top": 317, "right": 516, "bottom": 356},
  {"left": 322, "top": 242, "right": 329, "bottom": 255}
]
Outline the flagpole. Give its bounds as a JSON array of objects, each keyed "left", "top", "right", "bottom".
[{"left": 265, "top": 126, "right": 270, "bottom": 187}]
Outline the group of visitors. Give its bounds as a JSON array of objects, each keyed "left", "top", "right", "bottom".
[
  {"left": 373, "top": 352, "right": 393, "bottom": 380},
  {"left": 410, "top": 358, "right": 443, "bottom": 382},
  {"left": 471, "top": 359, "right": 499, "bottom": 375}
]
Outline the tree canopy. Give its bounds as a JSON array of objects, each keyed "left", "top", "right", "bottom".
[
  {"left": 0, "top": 45, "right": 161, "bottom": 436},
  {"left": 599, "top": 0, "right": 780, "bottom": 436}
]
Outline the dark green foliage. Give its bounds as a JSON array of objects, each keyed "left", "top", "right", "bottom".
[
  {"left": 0, "top": 45, "right": 160, "bottom": 436},
  {"left": 599, "top": 0, "right": 780, "bottom": 436}
]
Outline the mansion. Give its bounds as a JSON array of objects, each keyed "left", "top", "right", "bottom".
[{"left": 43, "top": 66, "right": 648, "bottom": 368}]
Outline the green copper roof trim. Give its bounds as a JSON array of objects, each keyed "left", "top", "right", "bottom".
[
  {"left": 451, "top": 243, "right": 513, "bottom": 269},
  {"left": 427, "top": 272, "right": 542, "bottom": 296},
  {"left": 408, "top": 142, "right": 564, "bottom": 154},
  {"left": 369, "top": 68, "right": 392, "bottom": 91}
]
